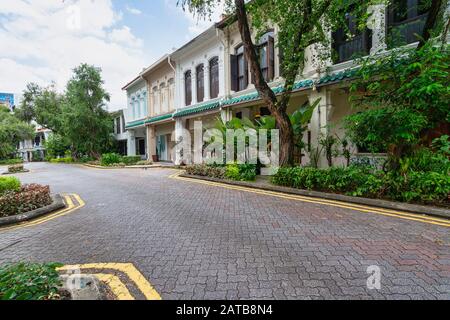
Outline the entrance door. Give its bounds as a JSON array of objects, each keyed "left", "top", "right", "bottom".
[
  {"left": 157, "top": 135, "right": 167, "bottom": 161},
  {"left": 136, "top": 138, "right": 146, "bottom": 158}
]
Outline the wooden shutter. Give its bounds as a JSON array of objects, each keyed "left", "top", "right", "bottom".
[
  {"left": 244, "top": 55, "right": 249, "bottom": 88},
  {"left": 267, "top": 36, "right": 274, "bottom": 81},
  {"left": 230, "top": 54, "right": 238, "bottom": 92}
]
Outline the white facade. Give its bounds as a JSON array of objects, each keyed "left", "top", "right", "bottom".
[
  {"left": 121, "top": 2, "right": 439, "bottom": 166},
  {"left": 123, "top": 77, "right": 148, "bottom": 158},
  {"left": 172, "top": 27, "right": 226, "bottom": 110}
]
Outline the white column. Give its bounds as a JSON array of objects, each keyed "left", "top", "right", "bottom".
[
  {"left": 204, "top": 63, "right": 211, "bottom": 101},
  {"left": 368, "top": 4, "right": 387, "bottom": 55},
  {"left": 127, "top": 130, "right": 136, "bottom": 156},
  {"left": 308, "top": 89, "right": 332, "bottom": 168},
  {"left": 220, "top": 108, "right": 233, "bottom": 123},
  {"left": 218, "top": 57, "right": 225, "bottom": 97},
  {"left": 174, "top": 118, "right": 189, "bottom": 165},
  {"left": 192, "top": 70, "right": 198, "bottom": 105}
]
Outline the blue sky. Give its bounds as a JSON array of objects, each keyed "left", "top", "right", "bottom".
[
  {"left": 117, "top": 0, "right": 218, "bottom": 59},
  {"left": 0, "top": 0, "right": 223, "bottom": 110}
]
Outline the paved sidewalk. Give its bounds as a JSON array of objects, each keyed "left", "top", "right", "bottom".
[{"left": 0, "top": 163, "right": 449, "bottom": 300}]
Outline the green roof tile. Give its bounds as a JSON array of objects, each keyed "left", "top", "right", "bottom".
[
  {"left": 125, "top": 119, "right": 145, "bottom": 129},
  {"left": 145, "top": 113, "right": 173, "bottom": 124},
  {"left": 173, "top": 100, "right": 221, "bottom": 118}
]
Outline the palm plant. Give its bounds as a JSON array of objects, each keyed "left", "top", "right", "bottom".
[{"left": 213, "top": 99, "right": 319, "bottom": 165}]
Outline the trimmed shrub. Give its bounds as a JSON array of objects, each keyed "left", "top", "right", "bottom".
[
  {"left": 0, "top": 177, "right": 21, "bottom": 195},
  {"left": 236, "top": 164, "right": 257, "bottom": 181},
  {"left": 0, "top": 263, "right": 63, "bottom": 300},
  {"left": 79, "top": 155, "right": 95, "bottom": 163},
  {"left": 0, "top": 184, "right": 52, "bottom": 217},
  {"left": 100, "top": 153, "right": 121, "bottom": 166},
  {"left": 186, "top": 163, "right": 257, "bottom": 181},
  {"left": 185, "top": 164, "right": 226, "bottom": 179},
  {"left": 0, "top": 159, "right": 23, "bottom": 165},
  {"left": 49, "top": 157, "right": 73, "bottom": 164},
  {"left": 225, "top": 164, "right": 241, "bottom": 181},
  {"left": 7, "top": 164, "right": 25, "bottom": 173},
  {"left": 121, "top": 156, "right": 142, "bottom": 166},
  {"left": 272, "top": 166, "right": 450, "bottom": 204}
]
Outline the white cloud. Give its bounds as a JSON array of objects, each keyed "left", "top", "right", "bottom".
[
  {"left": 126, "top": 5, "right": 142, "bottom": 15},
  {"left": 0, "top": 0, "right": 150, "bottom": 111},
  {"left": 165, "top": 0, "right": 225, "bottom": 37}
]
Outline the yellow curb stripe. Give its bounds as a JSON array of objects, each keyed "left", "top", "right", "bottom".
[
  {"left": 171, "top": 173, "right": 450, "bottom": 228},
  {"left": 64, "top": 194, "right": 74, "bottom": 208},
  {"left": 0, "top": 194, "right": 85, "bottom": 232},
  {"left": 59, "top": 263, "right": 161, "bottom": 300},
  {"left": 94, "top": 274, "right": 135, "bottom": 300},
  {"left": 72, "top": 193, "right": 85, "bottom": 207}
]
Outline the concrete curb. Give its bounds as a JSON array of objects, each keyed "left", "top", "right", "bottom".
[
  {"left": 0, "top": 194, "right": 66, "bottom": 227},
  {"left": 82, "top": 164, "right": 162, "bottom": 170},
  {"left": 180, "top": 174, "right": 450, "bottom": 220},
  {"left": 1, "top": 169, "right": 30, "bottom": 175}
]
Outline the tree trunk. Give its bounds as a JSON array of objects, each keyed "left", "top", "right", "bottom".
[
  {"left": 274, "top": 110, "right": 295, "bottom": 166},
  {"left": 234, "top": 0, "right": 294, "bottom": 166},
  {"left": 418, "top": 0, "right": 442, "bottom": 49}
]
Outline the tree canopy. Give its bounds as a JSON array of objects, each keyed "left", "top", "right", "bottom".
[
  {"left": 0, "top": 106, "right": 35, "bottom": 159},
  {"left": 14, "top": 64, "right": 114, "bottom": 159}
]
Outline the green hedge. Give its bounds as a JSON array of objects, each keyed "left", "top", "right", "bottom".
[
  {"left": 185, "top": 164, "right": 226, "bottom": 179},
  {"left": 0, "top": 263, "right": 63, "bottom": 300},
  {"left": 185, "top": 163, "right": 257, "bottom": 181},
  {"left": 0, "top": 184, "right": 53, "bottom": 217},
  {"left": 0, "top": 159, "right": 23, "bottom": 165},
  {"left": 8, "top": 164, "right": 25, "bottom": 173},
  {"left": 0, "top": 177, "right": 21, "bottom": 195},
  {"left": 121, "top": 156, "right": 142, "bottom": 166},
  {"left": 272, "top": 166, "right": 450, "bottom": 204},
  {"left": 100, "top": 154, "right": 141, "bottom": 167},
  {"left": 226, "top": 163, "right": 257, "bottom": 181},
  {"left": 49, "top": 157, "right": 73, "bottom": 164}
]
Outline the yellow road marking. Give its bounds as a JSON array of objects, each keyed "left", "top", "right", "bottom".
[
  {"left": 170, "top": 172, "right": 450, "bottom": 228},
  {"left": 58, "top": 263, "right": 161, "bottom": 300},
  {"left": 0, "top": 194, "right": 85, "bottom": 232},
  {"left": 94, "top": 273, "right": 135, "bottom": 300},
  {"left": 72, "top": 193, "right": 85, "bottom": 207}
]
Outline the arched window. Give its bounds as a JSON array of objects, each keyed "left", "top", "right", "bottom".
[
  {"left": 209, "top": 57, "right": 219, "bottom": 99},
  {"left": 168, "top": 78, "right": 175, "bottom": 108},
  {"left": 152, "top": 86, "right": 159, "bottom": 114},
  {"left": 184, "top": 70, "right": 192, "bottom": 106},
  {"left": 196, "top": 64, "right": 204, "bottom": 102},
  {"left": 258, "top": 31, "right": 275, "bottom": 81},
  {"left": 231, "top": 46, "right": 248, "bottom": 92},
  {"left": 142, "top": 92, "right": 148, "bottom": 116}
]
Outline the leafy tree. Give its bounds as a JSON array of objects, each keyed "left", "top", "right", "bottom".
[
  {"left": 178, "top": 0, "right": 374, "bottom": 166},
  {"left": 0, "top": 106, "right": 35, "bottom": 159},
  {"left": 14, "top": 82, "right": 41, "bottom": 123},
  {"left": 15, "top": 83, "right": 64, "bottom": 134},
  {"left": 43, "top": 133, "right": 71, "bottom": 159},
  {"left": 63, "top": 64, "right": 113, "bottom": 158},
  {"left": 345, "top": 41, "right": 449, "bottom": 170}
]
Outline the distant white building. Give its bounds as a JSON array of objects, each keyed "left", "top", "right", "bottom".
[
  {"left": 17, "top": 124, "right": 51, "bottom": 162},
  {"left": 111, "top": 109, "right": 129, "bottom": 156}
]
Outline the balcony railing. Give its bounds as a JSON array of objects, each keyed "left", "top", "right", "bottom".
[
  {"left": 388, "top": 14, "right": 428, "bottom": 47},
  {"left": 333, "top": 30, "right": 371, "bottom": 64}
]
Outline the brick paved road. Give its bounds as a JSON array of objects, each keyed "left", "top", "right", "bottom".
[{"left": 0, "top": 163, "right": 449, "bottom": 300}]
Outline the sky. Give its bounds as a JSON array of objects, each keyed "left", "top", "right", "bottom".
[{"left": 0, "top": 0, "right": 224, "bottom": 111}]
